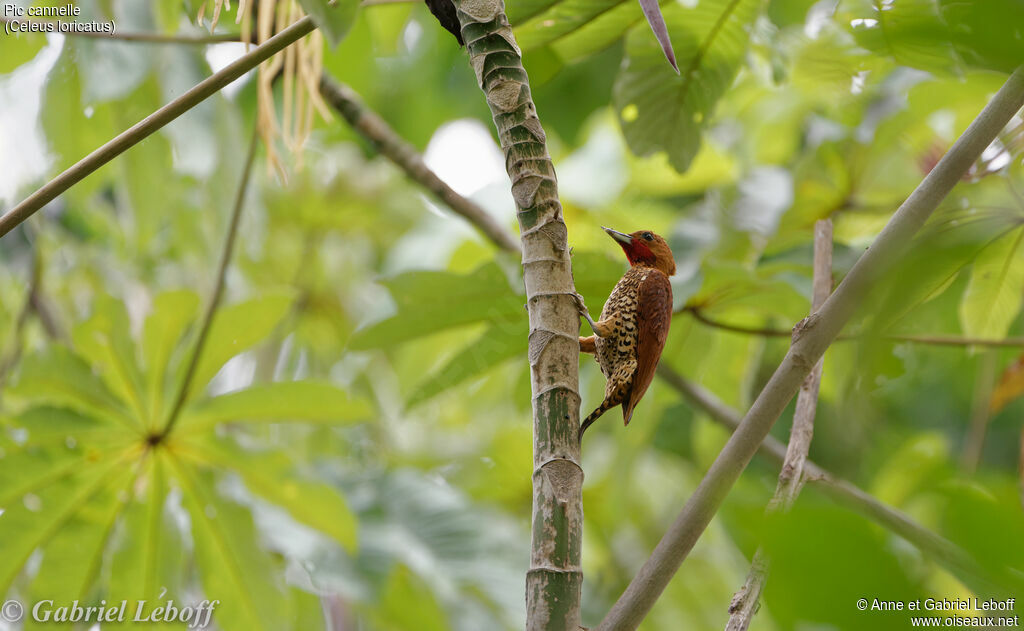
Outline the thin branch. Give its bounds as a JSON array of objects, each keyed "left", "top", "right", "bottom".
[
  {"left": 597, "top": 67, "right": 1024, "bottom": 631},
  {"left": 0, "top": 16, "right": 241, "bottom": 43},
  {"left": 656, "top": 366, "right": 1024, "bottom": 597},
  {"left": 160, "top": 127, "right": 259, "bottom": 438},
  {"left": 726, "top": 219, "right": 832, "bottom": 631},
  {"left": 318, "top": 73, "right": 521, "bottom": 254},
  {"left": 684, "top": 306, "right": 1024, "bottom": 348},
  {"left": 0, "top": 15, "right": 316, "bottom": 240}
]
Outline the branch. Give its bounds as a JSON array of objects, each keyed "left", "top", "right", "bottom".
[
  {"left": 451, "top": 1, "right": 583, "bottom": 628},
  {"left": 0, "top": 16, "right": 316, "bottom": 239},
  {"left": 0, "top": 16, "right": 240, "bottom": 43},
  {"left": 684, "top": 307, "right": 1024, "bottom": 348},
  {"left": 318, "top": 73, "right": 521, "bottom": 254},
  {"left": 597, "top": 66, "right": 1024, "bottom": 631},
  {"left": 160, "top": 127, "right": 259, "bottom": 438},
  {"left": 656, "top": 366, "right": 1024, "bottom": 597},
  {"left": 726, "top": 219, "right": 832, "bottom": 631}
]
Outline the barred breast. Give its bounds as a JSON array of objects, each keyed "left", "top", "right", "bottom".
[{"left": 593, "top": 267, "right": 649, "bottom": 394}]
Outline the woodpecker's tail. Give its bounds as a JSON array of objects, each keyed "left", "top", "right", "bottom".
[{"left": 579, "top": 399, "right": 617, "bottom": 441}]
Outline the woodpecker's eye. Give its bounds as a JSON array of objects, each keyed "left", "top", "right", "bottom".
[{"left": 642, "top": 232, "right": 654, "bottom": 241}]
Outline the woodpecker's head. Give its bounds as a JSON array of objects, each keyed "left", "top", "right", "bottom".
[{"left": 603, "top": 227, "right": 676, "bottom": 277}]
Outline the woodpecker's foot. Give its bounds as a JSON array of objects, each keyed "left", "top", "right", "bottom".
[
  {"left": 579, "top": 335, "right": 596, "bottom": 354},
  {"left": 573, "top": 292, "right": 607, "bottom": 337}
]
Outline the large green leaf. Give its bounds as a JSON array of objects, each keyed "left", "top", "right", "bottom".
[
  {"left": 178, "top": 380, "right": 372, "bottom": 432},
  {"left": 959, "top": 226, "right": 1024, "bottom": 340},
  {"left": 186, "top": 294, "right": 293, "bottom": 401},
  {"left": 613, "top": 0, "right": 762, "bottom": 173},
  {"left": 170, "top": 456, "right": 287, "bottom": 631},
  {"left": 142, "top": 290, "right": 201, "bottom": 426},
  {"left": 0, "top": 454, "right": 128, "bottom": 595},
  {"left": 845, "top": 0, "right": 1024, "bottom": 75},
  {"left": 8, "top": 347, "right": 137, "bottom": 430},
  {"left": 516, "top": 0, "right": 628, "bottom": 51},
  {"left": 190, "top": 438, "right": 358, "bottom": 551},
  {"left": 0, "top": 31, "right": 45, "bottom": 74},
  {"left": 72, "top": 296, "right": 149, "bottom": 426},
  {"left": 24, "top": 471, "right": 133, "bottom": 628},
  {"left": 406, "top": 321, "right": 527, "bottom": 408},
  {"left": 348, "top": 263, "right": 523, "bottom": 349},
  {"left": 369, "top": 566, "right": 449, "bottom": 631},
  {"left": 105, "top": 455, "right": 187, "bottom": 630}
]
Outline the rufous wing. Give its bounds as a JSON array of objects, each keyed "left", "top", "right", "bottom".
[{"left": 622, "top": 270, "right": 672, "bottom": 424}]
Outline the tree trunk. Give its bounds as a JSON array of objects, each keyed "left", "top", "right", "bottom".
[{"left": 451, "top": 1, "right": 583, "bottom": 629}]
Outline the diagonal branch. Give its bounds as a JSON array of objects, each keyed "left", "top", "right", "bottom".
[
  {"left": 725, "top": 219, "right": 832, "bottom": 631},
  {"left": 160, "top": 127, "right": 259, "bottom": 439},
  {"left": 451, "top": 0, "right": 584, "bottom": 628},
  {"left": 0, "top": 15, "right": 316, "bottom": 239},
  {"left": 317, "top": 73, "right": 520, "bottom": 254},
  {"left": 597, "top": 66, "right": 1024, "bottom": 631},
  {"left": 656, "top": 366, "right": 1024, "bottom": 596}
]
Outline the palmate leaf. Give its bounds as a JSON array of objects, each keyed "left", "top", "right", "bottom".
[
  {"left": 1, "top": 293, "right": 371, "bottom": 630},
  {"left": 613, "top": 0, "right": 762, "bottom": 173},
  {"left": 959, "top": 225, "right": 1024, "bottom": 340}
]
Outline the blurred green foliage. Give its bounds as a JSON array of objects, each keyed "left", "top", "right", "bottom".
[{"left": 1, "top": 0, "right": 1023, "bottom": 629}]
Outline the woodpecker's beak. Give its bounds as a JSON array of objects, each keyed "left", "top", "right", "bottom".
[{"left": 602, "top": 226, "right": 632, "bottom": 245}]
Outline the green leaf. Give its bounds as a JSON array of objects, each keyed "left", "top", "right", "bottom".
[
  {"left": 516, "top": 0, "right": 628, "bottom": 51},
  {"left": 406, "top": 321, "right": 527, "bottom": 408},
  {"left": 40, "top": 43, "right": 119, "bottom": 201},
  {"left": 24, "top": 472, "right": 131, "bottom": 624},
  {"left": 299, "top": 0, "right": 359, "bottom": 47},
  {"left": 143, "top": 290, "right": 201, "bottom": 424},
  {"left": 0, "top": 31, "right": 45, "bottom": 74},
  {"left": 9, "top": 347, "right": 137, "bottom": 430},
  {"left": 187, "top": 294, "right": 293, "bottom": 401},
  {"left": 613, "top": 0, "right": 761, "bottom": 172},
  {"left": 507, "top": 0, "right": 563, "bottom": 24},
  {"left": 106, "top": 456, "right": 187, "bottom": 629},
  {"left": 370, "top": 566, "right": 449, "bottom": 631},
  {"left": 348, "top": 263, "right": 523, "bottom": 350},
  {"left": 72, "top": 296, "right": 148, "bottom": 426},
  {"left": 845, "top": 0, "right": 1024, "bottom": 75},
  {"left": 178, "top": 380, "right": 372, "bottom": 432},
  {"left": 171, "top": 457, "right": 287, "bottom": 631},
  {"left": 0, "top": 455, "right": 126, "bottom": 595},
  {"left": 959, "top": 226, "right": 1024, "bottom": 340},
  {"left": 195, "top": 438, "right": 358, "bottom": 551}
]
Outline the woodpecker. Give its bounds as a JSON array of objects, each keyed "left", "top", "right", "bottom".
[{"left": 576, "top": 227, "right": 675, "bottom": 440}]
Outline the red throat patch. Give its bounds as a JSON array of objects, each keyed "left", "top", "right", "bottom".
[{"left": 620, "top": 240, "right": 656, "bottom": 266}]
